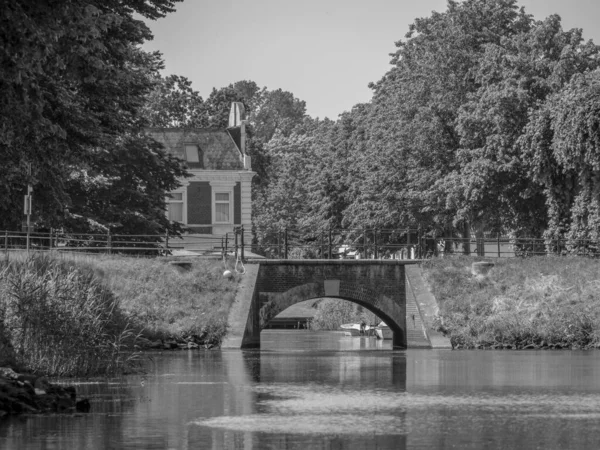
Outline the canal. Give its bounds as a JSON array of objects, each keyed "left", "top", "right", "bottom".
[{"left": 2, "top": 330, "right": 600, "bottom": 449}]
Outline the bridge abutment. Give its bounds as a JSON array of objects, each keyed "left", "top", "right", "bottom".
[{"left": 223, "top": 260, "right": 420, "bottom": 349}]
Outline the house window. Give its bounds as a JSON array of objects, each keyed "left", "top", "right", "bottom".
[
  {"left": 214, "top": 192, "right": 231, "bottom": 223},
  {"left": 166, "top": 192, "right": 184, "bottom": 222},
  {"left": 185, "top": 145, "right": 200, "bottom": 163}
]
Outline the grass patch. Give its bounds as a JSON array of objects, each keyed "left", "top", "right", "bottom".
[
  {"left": 0, "top": 252, "right": 240, "bottom": 375},
  {"left": 422, "top": 256, "right": 600, "bottom": 349},
  {"left": 0, "top": 254, "right": 136, "bottom": 376},
  {"left": 88, "top": 255, "right": 239, "bottom": 344}
]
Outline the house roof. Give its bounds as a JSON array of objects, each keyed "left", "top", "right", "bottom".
[{"left": 147, "top": 128, "right": 245, "bottom": 171}]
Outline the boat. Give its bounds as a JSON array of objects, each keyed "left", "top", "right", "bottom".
[
  {"left": 339, "top": 323, "right": 372, "bottom": 336},
  {"left": 375, "top": 321, "right": 393, "bottom": 340}
]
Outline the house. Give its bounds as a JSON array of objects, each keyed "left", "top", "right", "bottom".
[{"left": 148, "top": 103, "right": 255, "bottom": 240}]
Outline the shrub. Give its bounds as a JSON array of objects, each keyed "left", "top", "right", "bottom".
[
  {"left": 422, "top": 256, "right": 600, "bottom": 349},
  {"left": 0, "top": 255, "right": 137, "bottom": 376}
]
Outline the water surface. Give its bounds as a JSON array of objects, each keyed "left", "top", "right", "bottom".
[{"left": 2, "top": 330, "right": 600, "bottom": 449}]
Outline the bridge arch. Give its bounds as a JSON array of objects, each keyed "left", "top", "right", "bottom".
[
  {"left": 258, "top": 282, "right": 405, "bottom": 347},
  {"left": 235, "top": 260, "right": 411, "bottom": 349}
]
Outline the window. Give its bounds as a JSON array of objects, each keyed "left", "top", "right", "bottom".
[
  {"left": 185, "top": 145, "right": 200, "bottom": 163},
  {"left": 214, "top": 192, "right": 231, "bottom": 223},
  {"left": 166, "top": 192, "right": 183, "bottom": 222}
]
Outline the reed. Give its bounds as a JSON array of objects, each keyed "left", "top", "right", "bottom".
[
  {"left": 0, "top": 254, "right": 136, "bottom": 376},
  {"left": 422, "top": 256, "right": 600, "bottom": 349},
  {"left": 0, "top": 252, "right": 239, "bottom": 375}
]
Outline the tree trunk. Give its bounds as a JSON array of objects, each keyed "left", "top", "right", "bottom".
[{"left": 462, "top": 222, "right": 471, "bottom": 255}]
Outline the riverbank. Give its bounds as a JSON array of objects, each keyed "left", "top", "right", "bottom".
[
  {"left": 0, "top": 367, "right": 90, "bottom": 418},
  {"left": 421, "top": 256, "right": 600, "bottom": 349},
  {"left": 0, "top": 253, "right": 240, "bottom": 377}
]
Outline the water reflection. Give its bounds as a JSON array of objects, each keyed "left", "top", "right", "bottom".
[{"left": 3, "top": 333, "right": 600, "bottom": 449}]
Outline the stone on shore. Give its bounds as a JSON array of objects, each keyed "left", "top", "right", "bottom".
[{"left": 0, "top": 367, "right": 89, "bottom": 418}]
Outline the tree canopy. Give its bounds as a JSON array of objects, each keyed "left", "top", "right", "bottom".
[
  {"left": 0, "top": 0, "right": 185, "bottom": 234},
  {"left": 252, "top": 0, "right": 600, "bottom": 254}
]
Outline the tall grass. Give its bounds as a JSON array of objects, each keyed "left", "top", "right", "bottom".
[
  {"left": 88, "top": 256, "right": 239, "bottom": 344},
  {"left": 422, "top": 256, "right": 600, "bottom": 349},
  {"left": 0, "top": 255, "right": 136, "bottom": 376},
  {"left": 0, "top": 252, "right": 240, "bottom": 375}
]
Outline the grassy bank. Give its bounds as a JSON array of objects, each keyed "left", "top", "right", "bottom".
[
  {"left": 422, "top": 256, "right": 600, "bottom": 350},
  {"left": 0, "top": 253, "right": 239, "bottom": 376}
]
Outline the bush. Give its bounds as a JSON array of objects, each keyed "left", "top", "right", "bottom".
[
  {"left": 0, "top": 255, "right": 137, "bottom": 376},
  {"left": 422, "top": 256, "right": 600, "bottom": 349}
]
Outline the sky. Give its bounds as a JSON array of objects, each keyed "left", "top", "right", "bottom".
[{"left": 142, "top": 0, "right": 600, "bottom": 120}]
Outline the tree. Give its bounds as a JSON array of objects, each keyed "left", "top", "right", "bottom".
[
  {"left": 346, "top": 0, "right": 532, "bottom": 244},
  {"left": 450, "top": 15, "right": 600, "bottom": 239},
  {"left": 142, "top": 74, "right": 208, "bottom": 128},
  {"left": 522, "top": 69, "right": 600, "bottom": 244},
  {"left": 0, "top": 0, "right": 185, "bottom": 234},
  {"left": 250, "top": 89, "right": 307, "bottom": 144}
]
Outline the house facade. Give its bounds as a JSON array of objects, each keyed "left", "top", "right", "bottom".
[{"left": 148, "top": 103, "right": 255, "bottom": 236}]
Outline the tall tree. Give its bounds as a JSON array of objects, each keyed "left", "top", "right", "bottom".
[
  {"left": 450, "top": 15, "right": 600, "bottom": 238},
  {"left": 349, "top": 0, "right": 531, "bottom": 240},
  {"left": 522, "top": 69, "right": 600, "bottom": 244},
  {"left": 0, "top": 0, "right": 184, "bottom": 233},
  {"left": 142, "top": 74, "right": 208, "bottom": 128}
]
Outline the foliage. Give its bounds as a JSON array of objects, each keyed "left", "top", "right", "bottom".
[
  {"left": 250, "top": 0, "right": 600, "bottom": 254},
  {"left": 311, "top": 298, "right": 378, "bottom": 331},
  {"left": 142, "top": 74, "right": 208, "bottom": 128},
  {"left": 0, "top": 254, "right": 137, "bottom": 376},
  {"left": 522, "top": 69, "right": 600, "bottom": 245},
  {"left": 0, "top": 0, "right": 185, "bottom": 235},
  {"left": 78, "top": 254, "right": 239, "bottom": 343},
  {"left": 423, "top": 256, "right": 600, "bottom": 349}
]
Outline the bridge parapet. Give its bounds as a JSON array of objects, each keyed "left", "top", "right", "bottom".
[{"left": 230, "top": 260, "right": 416, "bottom": 349}]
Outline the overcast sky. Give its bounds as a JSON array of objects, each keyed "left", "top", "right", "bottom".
[{"left": 142, "top": 0, "right": 600, "bottom": 120}]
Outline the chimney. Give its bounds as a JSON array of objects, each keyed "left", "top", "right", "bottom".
[{"left": 228, "top": 102, "right": 247, "bottom": 158}]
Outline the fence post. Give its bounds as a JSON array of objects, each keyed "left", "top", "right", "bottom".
[
  {"left": 4, "top": 230, "right": 7, "bottom": 258},
  {"left": 320, "top": 231, "right": 324, "bottom": 259},
  {"left": 234, "top": 228, "right": 239, "bottom": 260},
  {"left": 241, "top": 225, "right": 245, "bottom": 262},
  {"left": 165, "top": 230, "right": 169, "bottom": 254},
  {"left": 373, "top": 229, "right": 378, "bottom": 259},
  {"left": 284, "top": 228, "right": 288, "bottom": 260},
  {"left": 417, "top": 226, "right": 422, "bottom": 259},
  {"left": 107, "top": 230, "right": 112, "bottom": 255},
  {"left": 225, "top": 233, "right": 229, "bottom": 255},
  {"left": 328, "top": 228, "right": 332, "bottom": 259},
  {"left": 497, "top": 233, "right": 501, "bottom": 258}
]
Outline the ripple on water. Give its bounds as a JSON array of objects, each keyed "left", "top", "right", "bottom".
[
  {"left": 191, "top": 383, "right": 600, "bottom": 437},
  {"left": 191, "top": 414, "right": 407, "bottom": 435}
]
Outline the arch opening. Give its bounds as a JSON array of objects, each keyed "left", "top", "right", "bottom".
[{"left": 257, "top": 282, "right": 406, "bottom": 348}]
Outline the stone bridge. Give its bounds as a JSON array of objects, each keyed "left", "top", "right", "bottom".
[{"left": 222, "top": 260, "right": 422, "bottom": 349}]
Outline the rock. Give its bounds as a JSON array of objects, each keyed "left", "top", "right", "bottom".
[
  {"left": 471, "top": 261, "right": 495, "bottom": 276},
  {"left": 76, "top": 399, "right": 91, "bottom": 412},
  {"left": 34, "top": 377, "right": 50, "bottom": 391},
  {"left": 0, "top": 368, "right": 89, "bottom": 418},
  {"left": 64, "top": 386, "right": 76, "bottom": 401},
  {"left": 0, "top": 368, "right": 19, "bottom": 380},
  {"left": 149, "top": 340, "right": 163, "bottom": 349}
]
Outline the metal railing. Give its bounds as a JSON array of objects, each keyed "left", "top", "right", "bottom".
[{"left": 251, "top": 227, "right": 600, "bottom": 259}]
